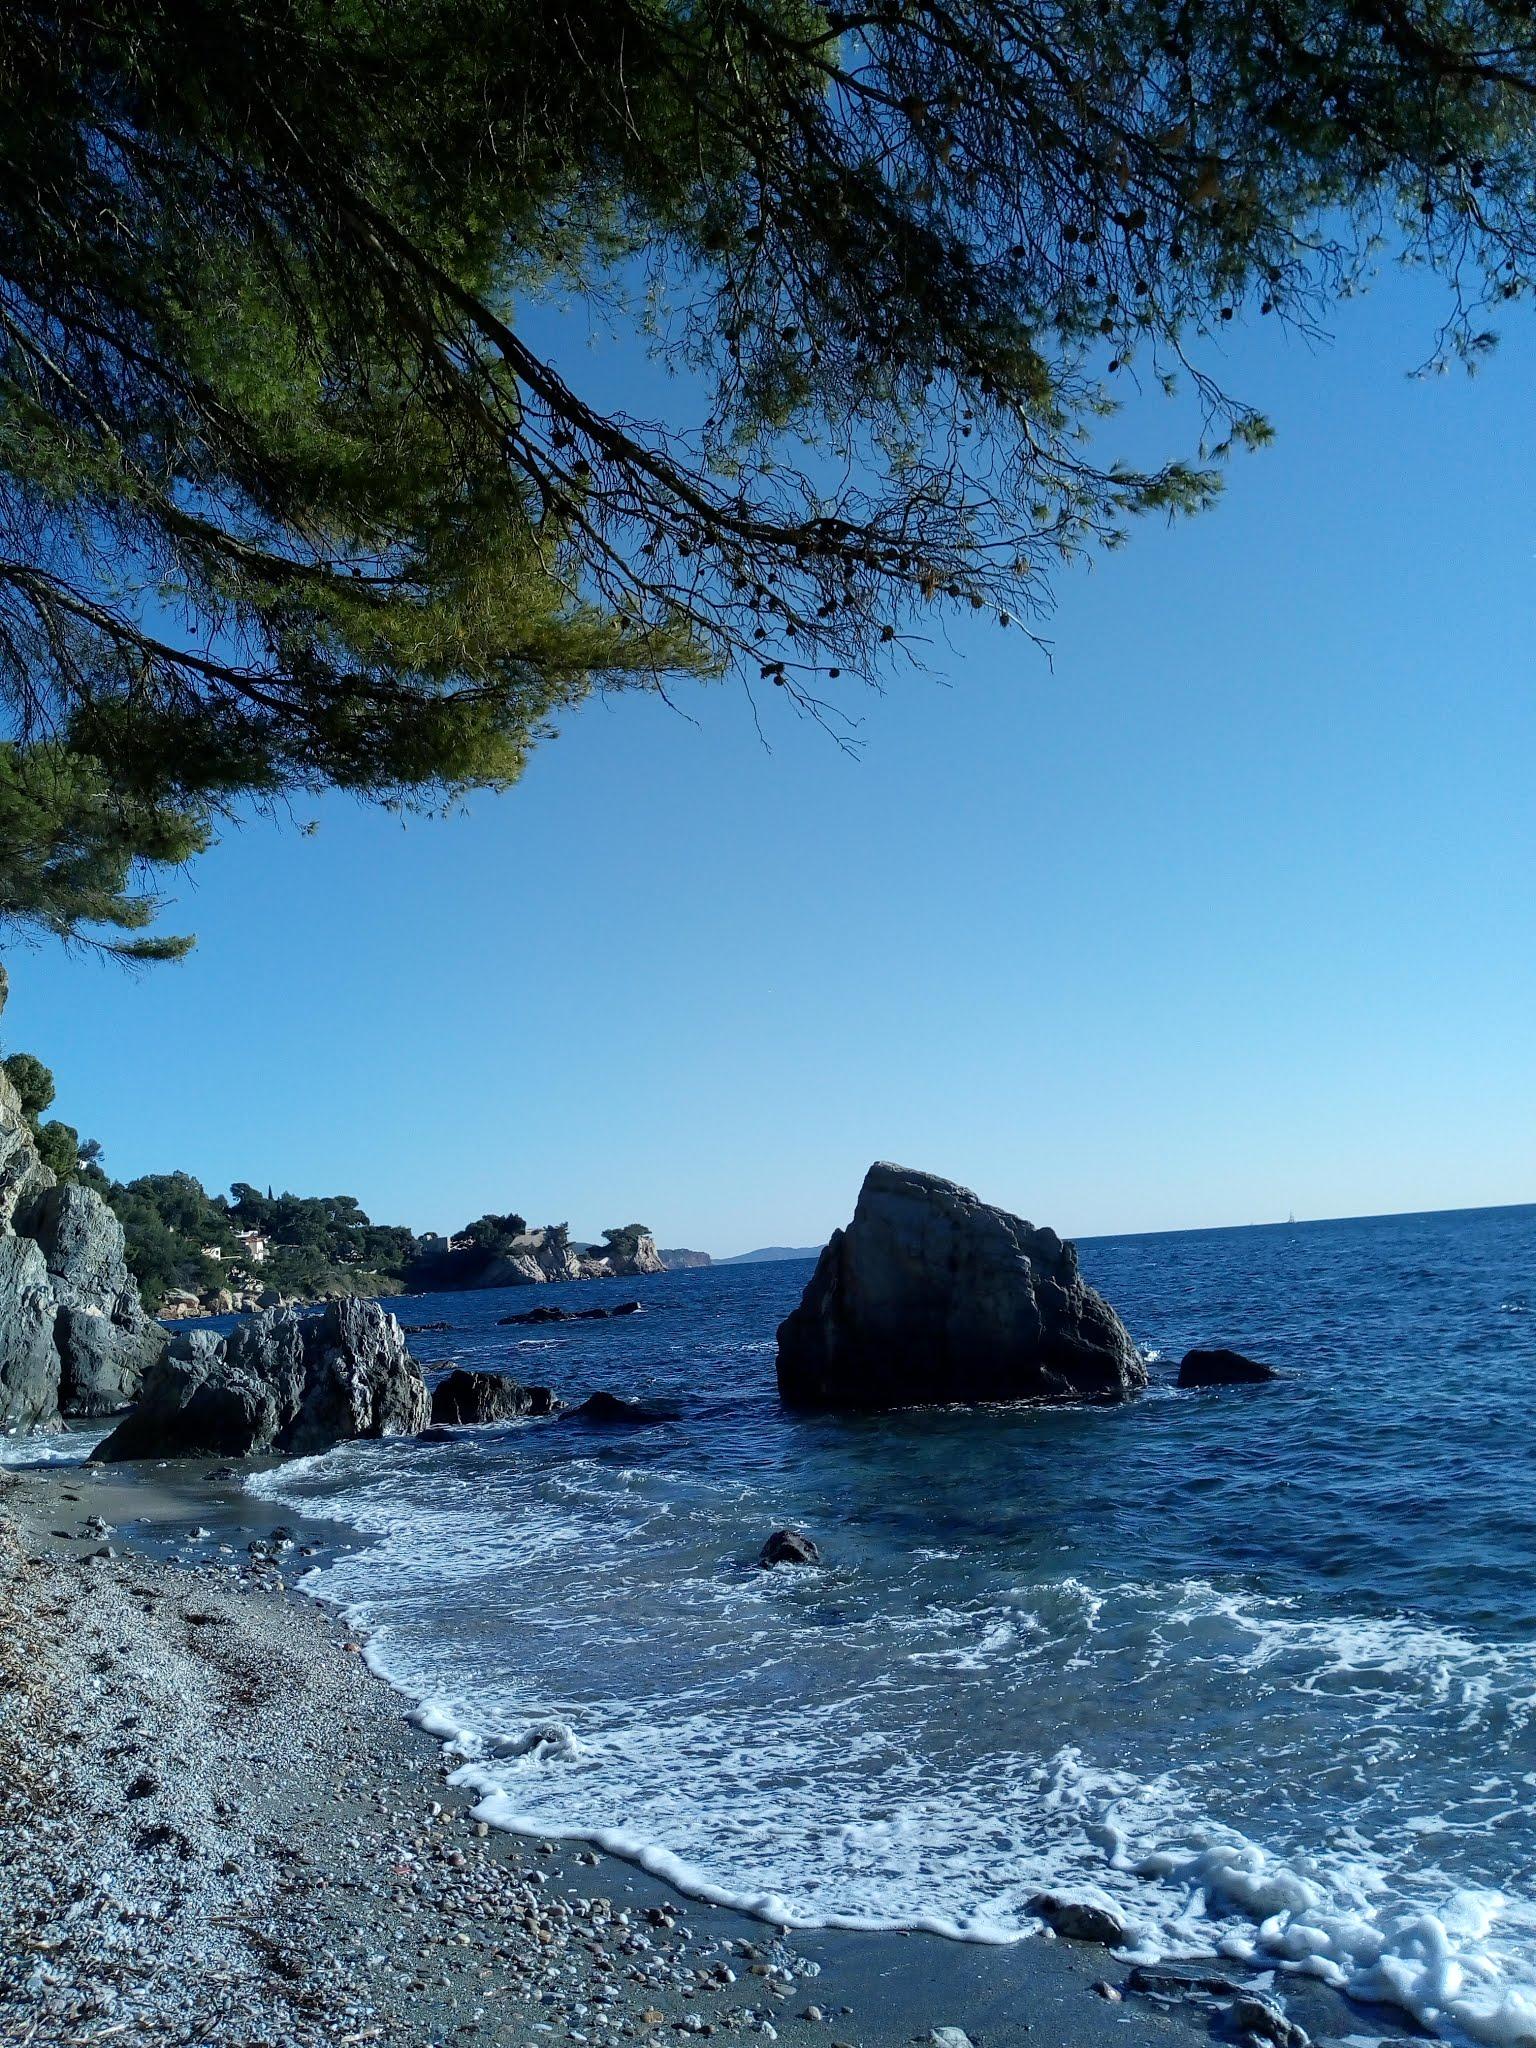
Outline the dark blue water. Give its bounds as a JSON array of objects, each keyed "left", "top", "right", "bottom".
[{"left": 249, "top": 1204, "right": 1536, "bottom": 2043}]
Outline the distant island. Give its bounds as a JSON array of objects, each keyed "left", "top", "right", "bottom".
[
  {"left": 0, "top": 1041, "right": 824, "bottom": 1317},
  {"left": 718, "top": 1245, "right": 824, "bottom": 1265},
  {"left": 658, "top": 1246, "right": 825, "bottom": 1270}
]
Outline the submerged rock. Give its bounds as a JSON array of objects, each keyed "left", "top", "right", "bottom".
[
  {"left": 92, "top": 1299, "right": 428, "bottom": 1461},
  {"left": 430, "top": 1368, "right": 559, "bottom": 1425},
  {"left": 776, "top": 1162, "right": 1143, "bottom": 1410},
  {"left": 1126, "top": 1967, "right": 1246, "bottom": 2000},
  {"left": 1026, "top": 1893, "right": 1129, "bottom": 1946},
  {"left": 567, "top": 1391, "right": 681, "bottom": 1426},
  {"left": 498, "top": 1300, "right": 643, "bottom": 1326},
  {"left": 759, "top": 1528, "right": 820, "bottom": 1568},
  {"left": 0, "top": 1073, "right": 166, "bottom": 1429},
  {"left": 1177, "top": 1347, "right": 1278, "bottom": 1388}
]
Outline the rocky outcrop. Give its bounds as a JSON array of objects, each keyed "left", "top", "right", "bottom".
[
  {"left": 658, "top": 1248, "right": 712, "bottom": 1270},
  {"left": 473, "top": 1226, "right": 584, "bottom": 1288},
  {"left": 497, "top": 1301, "right": 642, "bottom": 1326},
  {"left": 1177, "top": 1347, "right": 1278, "bottom": 1388},
  {"left": 92, "top": 1298, "right": 428, "bottom": 1461},
  {"left": 776, "top": 1163, "right": 1144, "bottom": 1410},
  {"left": 430, "top": 1369, "right": 559, "bottom": 1425},
  {"left": 587, "top": 1229, "right": 665, "bottom": 1280},
  {"left": 0, "top": 1074, "right": 166, "bottom": 1430},
  {"left": 468, "top": 1225, "right": 666, "bottom": 1288}
]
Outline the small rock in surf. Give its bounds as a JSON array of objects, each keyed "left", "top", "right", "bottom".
[
  {"left": 1176, "top": 1347, "right": 1278, "bottom": 1388},
  {"left": 1026, "top": 1893, "right": 1129, "bottom": 1946},
  {"left": 759, "top": 1528, "right": 820, "bottom": 1568}
]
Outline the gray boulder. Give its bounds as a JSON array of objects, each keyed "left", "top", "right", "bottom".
[
  {"left": 55, "top": 1303, "right": 167, "bottom": 1417},
  {"left": 776, "top": 1163, "right": 1144, "bottom": 1409},
  {"left": 29, "top": 1182, "right": 165, "bottom": 1414},
  {"left": 28, "top": 1182, "right": 128, "bottom": 1299},
  {"left": 93, "top": 1299, "right": 428, "bottom": 1461},
  {"left": 430, "top": 1368, "right": 559, "bottom": 1425},
  {"left": 285, "top": 1297, "right": 429, "bottom": 1455},
  {"left": 1177, "top": 1347, "right": 1278, "bottom": 1389}
]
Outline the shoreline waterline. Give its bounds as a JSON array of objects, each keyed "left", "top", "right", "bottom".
[
  {"left": 0, "top": 1451, "right": 1336, "bottom": 2048},
  {"left": 224, "top": 1208, "right": 1536, "bottom": 2048}
]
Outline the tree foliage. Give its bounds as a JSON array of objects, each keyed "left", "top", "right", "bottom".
[
  {"left": 0, "top": 741, "right": 205, "bottom": 958},
  {"left": 2, "top": 0, "right": 1536, "bottom": 956},
  {"left": 110, "top": 1173, "right": 423, "bottom": 1309}
]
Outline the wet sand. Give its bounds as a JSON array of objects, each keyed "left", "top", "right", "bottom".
[{"left": 0, "top": 1451, "right": 1410, "bottom": 2048}]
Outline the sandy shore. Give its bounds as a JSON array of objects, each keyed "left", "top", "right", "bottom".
[{"left": 0, "top": 1454, "right": 1401, "bottom": 2048}]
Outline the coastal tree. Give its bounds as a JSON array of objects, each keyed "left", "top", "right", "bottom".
[
  {"left": 456, "top": 1213, "right": 531, "bottom": 1255},
  {"left": 0, "top": 1043, "right": 105, "bottom": 1181},
  {"left": 7, "top": 1, "right": 1536, "bottom": 947},
  {"left": 602, "top": 1225, "right": 654, "bottom": 1262},
  {"left": 1, "top": 1050, "right": 54, "bottom": 1120}
]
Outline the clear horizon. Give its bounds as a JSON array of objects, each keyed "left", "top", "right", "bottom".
[{"left": 7, "top": 265, "right": 1533, "bottom": 1253}]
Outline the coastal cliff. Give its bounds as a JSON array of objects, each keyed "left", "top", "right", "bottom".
[
  {"left": 430, "top": 1222, "right": 667, "bottom": 1290},
  {"left": 0, "top": 1069, "right": 165, "bottom": 1430}
]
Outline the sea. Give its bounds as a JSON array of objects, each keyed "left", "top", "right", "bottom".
[{"left": 33, "top": 1203, "right": 1536, "bottom": 2042}]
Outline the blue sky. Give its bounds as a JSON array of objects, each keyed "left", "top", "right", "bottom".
[{"left": 6, "top": 268, "right": 1533, "bottom": 1252}]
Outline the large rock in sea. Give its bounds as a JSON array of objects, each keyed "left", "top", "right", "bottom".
[
  {"left": 776, "top": 1163, "right": 1144, "bottom": 1410},
  {"left": 93, "top": 1298, "right": 429, "bottom": 1461},
  {"left": 0, "top": 1072, "right": 166, "bottom": 1430}
]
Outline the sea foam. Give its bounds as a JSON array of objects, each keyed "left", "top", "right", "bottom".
[{"left": 244, "top": 1221, "right": 1536, "bottom": 2047}]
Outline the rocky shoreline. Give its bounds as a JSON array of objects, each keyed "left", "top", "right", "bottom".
[{"left": 0, "top": 1455, "right": 1373, "bottom": 2048}]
